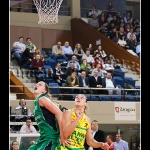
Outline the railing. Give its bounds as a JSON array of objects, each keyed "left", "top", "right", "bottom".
[
  {"left": 10, "top": 85, "right": 140, "bottom": 101},
  {"left": 10, "top": 2, "right": 70, "bottom": 16}
]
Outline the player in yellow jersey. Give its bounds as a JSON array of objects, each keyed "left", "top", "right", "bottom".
[{"left": 56, "top": 94, "right": 109, "bottom": 150}]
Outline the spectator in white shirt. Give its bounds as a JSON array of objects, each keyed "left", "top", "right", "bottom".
[
  {"left": 126, "top": 28, "right": 136, "bottom": 41},
  {"left": 11, "top": 36, "right": 26, "bottom": 66},
  {"left": 103, "top": 59, "right": 114, "bottom": 73},
  {"left": 20, "top": 118, "right": 37, "bottom": 133},
  {"left": 15, "top": 99, "right": 27, "bottom": 120},
  {"left": 82, "top": 49, "right": 95, "bottom": 66},
  {"left": 117, "top": 35, "right": 127, "bottom": 48},
  {"left": 52, "top": 41, "right": 66, "bottom": 61},
  {"left": 102, "top": 72, "right": 121, "bottom": 95},
  {"left": 15, "top": 99, "right": 27, "bottom": 109},
  {"left": 88, "top": 5, "right": 99, "bottom": 17},
  {"left": 62, "top": 41, "right": 73, "bottom": 61}
]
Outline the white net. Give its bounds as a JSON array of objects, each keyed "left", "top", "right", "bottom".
[{"left": 33, "top": 0, "right": 63, "bottom": 25}]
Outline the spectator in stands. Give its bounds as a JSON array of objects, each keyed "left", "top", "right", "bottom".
[
  {"left": 52, "top": 41, "right": 65, "bottom": 61},
  {"left": 114, "top": 133, "right": 129, "bottom": 150},
  {"left": 117, "top": 27, "right": 126, "bottom": 39},
  {"left": 74, "top": 43, "right": 85, "bottom": 62},
  {"left": 84, "top": 120, "right": 105, "bottom": 150},
  {"left": 15, "top": 99, "right": 27, "bottom": 109},
  {"left": 126, "top": 28, "right": 137, "bottom": 41},
  {"left": 136, "top": 42, "right": 140, "bottom": 58},
  {"left": 25, "top": 37, "right": 36, "bottom": 55},
  {"left": 89, "top": 14, "right": 100, "bottom": 29},
  {"left": 97, "top": 22, "right": 109, "bottom": 36},
  {"left": 22, "top": 48, "right": 33, "bottom": 66},
  {"left": 107, "top": 53, "right": 120, "bottom": 68},
  {"left": 20, "top": 118, "right": 37, "bottom": 133},
  {"left": 116, "top": 11, "right": 122, "bottom": 23},
  {"left": 103, "top": 59, "right": 115, "bottom": 75},
  {"left": 62, "top": 41, "right": 73, "bottom": 61},
  {"left": 106, "top": 1, "right": 114, "bottom": 11},
  {"left": 89, "top": 70, "right": 103, "bottom": 95},
  {"left": 64, "top": 71, "right": 79, "bottom": 94},
  {"left": 117, "top": 35, "right": 127, "bottom": 48},
  {"left": 132, "top": 19, "right": 139, "bottom": 31},
  {"left": 118, "top": 18, "right": 125, "bottom": 30},
  {"left": 94, "top": 45, "right": 107, "bottom": 61},
  {"left": 33, "top": 48, "right": 44, "bottom": 61},
  {"left": 99, "top": 11, "right": 105, "bottom": 18},
  {"left": 135, "top": 27, "right": 140, "bottom": 43},
  {"left": 80, "top": 58, "right": 92, "bottom": 76},
  {"left": 15, "top": 99, "right": 27, "bottom": 121},
  {"left": 53, "top": 63, "right": 66, "bottom": 86},
  {"left": 109, "top": 27, "right": 119, "bottom": 43},
  {"left": 99, "top": 16, "right": 106, "bottom": 28},
  {"left": 31, "top": 54, "right": 44, "bottom": 82},
  {"left": 82, "top": 49, "right": 95, "bottom": 67},
  {"left": 93, "top": 57, "right": 107, "bottom": 73},
  {"left": 107, "top": 13, "right": 113, "bottom": 23},
  {"left": 92, "top": 64, "right": 105, "bottom": 78},
  {"left": 11, "top": 36, "right": 26, "bottom": 66},
  {"left": 105, "top": 135, "right": 114, "bottom": 150},
  {"left": 124, "top": 23, "right": 131, "bottom": 34},
  {"left": 11, "top": 141, "right": 19, "bottom": 150},
  {"left": 88, "top": 5, "right": 99, "bottom": 18},
  {"left": 124, "top": 12, "right": 132, "bottom": 24},
  {"left": 102, "top": 72, "right": 121, "bottom": 95},
  {"left": 67, "top": 55, "right": 80, "bottom": 72},
  {"left": 66, "top": 62, "right": 78, "bottom": 77},
  {"left": 92, "top": 54, "right": 104, "bottom": 68},
  {"left": 87, "top": 43, "right": 95, "bottom": 56},
  {"left": 29, "top": 141, "right": 35, "bottom": 147},
  {"left": 110, "top": 16, "right": 119, "bottom": 28},
  {"left": 78, "top": 71, "right": 92, "bottom": 94},
  {"left": 108, "top": 22, "right": 115, "bottom": 35},
  {"left": 126, "top": 34, "right": 137, "bottom": 52}
]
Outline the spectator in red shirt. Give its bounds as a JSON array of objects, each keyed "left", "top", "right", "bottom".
[
  {"left": 31, "top": 54, "right": 44, "bottom": 82},
  {"left": 105, "top": 135, "right": 114, "bottom": 150}
]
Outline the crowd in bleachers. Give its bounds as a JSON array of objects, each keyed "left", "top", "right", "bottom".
[
  {"left": 11, "top": 36, "right": 140, "bottom": 101},
  {"left": 88, "top": 3, "right": 140, "bottom": 58},
  {"left": 10, "top": 1, "right": 140, "bottom": 102}
]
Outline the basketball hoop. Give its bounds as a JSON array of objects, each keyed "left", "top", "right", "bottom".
[{"left": 33, "top": 0, "right": 63, "bottom": 25}]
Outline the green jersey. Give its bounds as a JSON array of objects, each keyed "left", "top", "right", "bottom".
[{"left": 28, "top": 94, "right": 61, "bottom": 150}]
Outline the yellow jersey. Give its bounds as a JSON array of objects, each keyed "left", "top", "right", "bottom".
[{"left": 59, "top": 108, "right": 90, "bottom": 150}]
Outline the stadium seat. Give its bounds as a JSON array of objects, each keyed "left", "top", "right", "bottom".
[
  {"left": 125, "top": 95, "right": 136, "bottom": 101},
  {"left": 99, "top": 96, "right": 111, "bottom": 101},
  {"left": 87, "top": 96, "right": 100, "bottom": 101},
  {"left": 48, "top": 50, "right": 52, "bottom": 57},
  {"left": 45, "top": 79, "right": 53, "bottom": 85},
  {"left": 114, "top": 69, "right": 125, "bottom": 79},
  {"left": 111, "top": 96, "right": 122, "bottom": 101},
  {"left": 57, "top": 59, "right": 66, "bottom": 63},
  {"left": 124, "top": 77, "right": 136, "bottom": 87},
  {"left": 113, "top": 76, "right": 124, "bottom": 88},
  {"left": 49, "top": 83, "right": 59, "bottom": 95},
  {"left": 40, "top": 49, "right": 46, "bottom": 55}
]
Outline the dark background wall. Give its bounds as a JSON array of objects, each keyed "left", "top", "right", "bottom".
[{"left": 80, "top": 0, "right": 126, "bottom": 17}]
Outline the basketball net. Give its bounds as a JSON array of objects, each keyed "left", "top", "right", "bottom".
[{"left": 33, "top": 0, "right": 63, "bottom": 25}]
